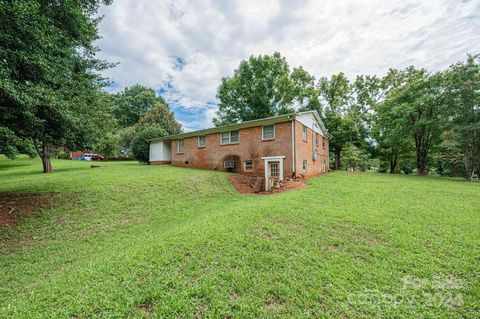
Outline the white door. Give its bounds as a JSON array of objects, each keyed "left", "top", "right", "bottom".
[
  {"left": 267, "top": 161, "right": 279, "bottom": 191},
  {"left": 262, "top": 156, "right": 285, "bottom": 191}
]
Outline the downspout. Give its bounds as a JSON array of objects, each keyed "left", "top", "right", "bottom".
[
  {"left": 312, "top": 123, "right": 315, "bottom": 156},
  {"left": 288, "top": 115, "right": 296, "bottom": 177}
]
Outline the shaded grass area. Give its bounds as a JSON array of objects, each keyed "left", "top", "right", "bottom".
[{"left": 0, "top": 156, "right": 479, "bottom": 318}]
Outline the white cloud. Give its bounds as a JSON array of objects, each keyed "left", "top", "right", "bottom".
[{"left": 96, "top": 0, "right": 480, "bottom": 131}]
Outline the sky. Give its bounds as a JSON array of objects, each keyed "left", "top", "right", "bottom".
[{"left": 96, "top": 0, "right": 480, "bottom": 132}]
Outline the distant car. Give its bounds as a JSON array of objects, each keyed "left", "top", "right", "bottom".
[{"left": 91, "top": 154, "right": 105, "bottom": 161}]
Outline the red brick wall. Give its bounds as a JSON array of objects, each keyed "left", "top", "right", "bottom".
[
  {"left": 171, "top": 121, "right": 294, "bottom": 177},
  {"left": 150, "top": 160, "right": 171, "bottom": 165},
  {"left": 294, "top": 120, "right": 329, "bottom": 177}
]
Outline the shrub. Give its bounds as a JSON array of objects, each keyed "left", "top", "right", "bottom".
[
  {"left": 401, "top": 164, "right": 414, "bottom": 175},
  {"left": 131, "top": 126, "right": 167, "bottom": 163},
  {"left": 378, "top": 162, "right": 388, "bottom": 173}
]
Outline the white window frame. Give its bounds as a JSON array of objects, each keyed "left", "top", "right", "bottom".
[
  {"left": 221, "top": 132, "right": 230, "bottom": 145},
  {"left": 198, "top": 135, "right": 206, "bottom": 148},
  {"left": 302, "top": 125, "right": 307, "bottom": 141},
  {"left": 302, "top": 159, "right": 308, "bottom": 172},
  {"left": 316, "top": 133, "right": 319, "bottom": 146},
  {"left": 177, "top": 139, "right": 184, "bottom": 154},
  {"left": 262, "top": 124, "right": 275, "bottom": 141},
  {"left": 220, "top": 130, "right": 239, "bottom": 145},
  {"left": 244, "top": 160, "right": 254, "bottom": 171},
  {"left": 270, "top": 162, "right": 279, "bottom": 177}
]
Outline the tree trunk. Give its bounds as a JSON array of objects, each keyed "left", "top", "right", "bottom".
[
  {"left": 464, "top": 157, "right": 475, "bottom": 182},
  {"left": 41, "top": 147, "right": 52, "bottom": 173},
  {"left": 335, "top": 148, "right": 341, "bottom": 170},
  {"left": 416, "top": 163, "right": 427, "bottom": 176},
  {"left": 389, "top": 153, "right": 398, "bottom": 174},
  {"left": 34, "top": 140, "right": 53, "bottom": 173},
  {"left": 416, "top": 149, "right": 428, "bottom": 176}
]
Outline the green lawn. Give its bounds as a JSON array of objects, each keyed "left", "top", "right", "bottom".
[{"left": 0, "top": 157, "right": 479, "bottom": 318}]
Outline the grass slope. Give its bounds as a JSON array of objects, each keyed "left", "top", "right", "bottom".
[{"left": 0, "top": 157, "right": 479, "bottom": 318}]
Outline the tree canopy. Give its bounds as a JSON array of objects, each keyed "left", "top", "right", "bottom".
[
  {"left": 213, "top": 52, "right": 318, "bottom": 126},
  {"left": 135, "top": 101, "right": 182, "bottom": 135},
  {"left": 2, "top": 5, "right": 477, "bottom": 183},
  {"left": 112, "top": 85, "right": 167, "bottom": 128},
  {"left": 213, "top": 52, "right": 479, "bottom": 180},
  {"left": 443, "top": 55, "right": 480, "bottom": 181},
  {"left": 0, "top": 0, "right": 113, "bottom": 172}
]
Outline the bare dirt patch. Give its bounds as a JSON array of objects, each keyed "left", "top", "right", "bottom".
[
  {"left": 0, "top": 192, "right": 58, "bottom": 226},
  {"left": 264, "top": 298, "right": 285, "bottom": 311},
  {"left": 229, "top": 175, "right": 307, "bottom": 195},
  {"left": 137, "top": 301, "right": 153, "bottom": 317}
]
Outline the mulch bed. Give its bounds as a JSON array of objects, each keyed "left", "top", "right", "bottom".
[
  {"left": 229, "top": 175, "right": 307, "bottom": 195},
  {"left": 0, "top": 192, "right": 58, "bottom": 226}
]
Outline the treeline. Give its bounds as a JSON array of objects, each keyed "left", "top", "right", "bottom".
[
  {"left": 1, "top": 1, "right": 478, "bottom": 178},
  {"left": 0, "top": 0, "right": 181, "bottom": 172},
  {"left": 96, "top": 85, "right": 182, "bottom": 163},
  {"left": 214, "top": 53, "right": 480, "bottom": 181}
]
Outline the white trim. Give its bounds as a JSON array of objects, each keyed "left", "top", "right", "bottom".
[
  {"left": 220, "top": 130, "right": 239, "bottom": 145},
  {"left": 244, "top": 160, "right": 254, "bottom": 171},
  {"left": 290, "top": 118, "right": 295, "bottom": 174},
  {"left": 262, "top": 124, "right": 275, "bottom": 141},
  {"left": 261, "top": 156, "right": 285, "bottom": 160},
  {"left": 177, "top": 138, "right": 184, "bottom": 154},
  {"left": 262, "top": 156, "right": 285, "bottom": 191},
  {"left": 198, "top": 135, "right": 206, "bottom": 148}
]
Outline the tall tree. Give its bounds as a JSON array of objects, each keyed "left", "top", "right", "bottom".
[
  {"left": 444, "top": 55, "right": 480, "bottom": 181},
  {"left": 317, "top": 73, "right": 361, "bottom": 170},
  {"left": 213, "top": 52, "right": 318, "bottom": 126},
  {"left": 372, "top": 102, "right": 414, "bottom": 173},
  {"left": 0, "top": 0, "right": 113, "bottom": 172},
  {"left": 372, "top": 69, "right": 414, "bottom": 173},
  {"left": 388, "top": 68, "right": 447, "bottom": 176},
  {"left": 112, "top": 85, "right": 165, "bottom": 128},
  {"left": 135, "top": 101, "right": 182, "bottom": 135}
]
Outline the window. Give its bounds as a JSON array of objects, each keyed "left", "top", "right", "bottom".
[
  {"left": 322, "top": 137, "right": 326, "bottom": 149},
  {"left": 230, "top": 130, "right": 239, "bottom": 143},
  {"left": 244, "top": 160, "right": 253, "bottom": 171},
  {"left": 270, "top": 162, "right": 279, "bottom": 177},
  {"left": 302, "top": 160, "right": 308, "bottom": 172},
  {"left": 262, "top": 125, "right": 275, "bottom": 140},
  {"left": 177, "top": 139, "right": 184, "bottom": 153},
  {"left": 198, "top": 136, "right": 206, "bottom": 148},
  {"left": 220, "top": 130, "right": 239, "bottom": 145},
  {"left": 302, "top": 125, "right": 307, "bottom": 141},
  {"left": 316, "top": 133, "right": 319, "bottom": 146},
  {"left": 221, "top": 132, "right": 230, "bottom": 144},
  {"left": 224, "top": 159, "right": 235, "bottom": 168}
]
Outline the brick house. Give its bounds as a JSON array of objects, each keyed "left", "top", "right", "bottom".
[{"left": 149, "top": 110, "right": 329, "bottom": 191}]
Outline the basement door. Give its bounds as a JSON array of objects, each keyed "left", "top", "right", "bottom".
[
  {"left": 262, "top": 156, "right": 285, "bottom": 191},
  {"left": 268, "top": 161, "right": 280, "bottom": 191}
]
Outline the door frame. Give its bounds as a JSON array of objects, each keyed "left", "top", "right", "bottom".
[{"left": 261, "top": 156, "right": 285, "bottom": 191}]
